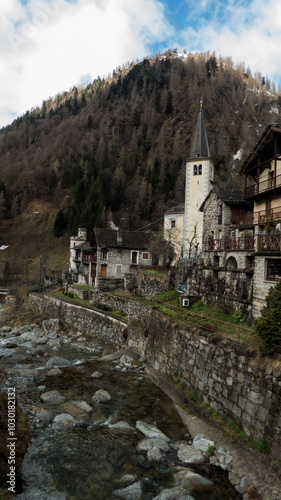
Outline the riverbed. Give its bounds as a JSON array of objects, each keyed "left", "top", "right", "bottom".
[{"left": 0, "top": 319, "right": 243, "bottom": 499}]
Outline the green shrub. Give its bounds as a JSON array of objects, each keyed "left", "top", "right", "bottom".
[
  {"left": 255, "top": 280, "right": 281, "bottom": 355},
  {"left": 254, "top": 439, "right": 270, "bottom": 454}
]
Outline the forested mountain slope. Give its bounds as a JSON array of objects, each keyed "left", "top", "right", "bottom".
[{"left": 0, "top": 51, "right": 280, "bottom": 276}]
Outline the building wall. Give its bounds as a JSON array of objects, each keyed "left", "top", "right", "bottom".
[
  {"left": 98, "top": 248, "right": 152, "bottom": 279},
  {"left": 183, "top": 158, "right": 213, "bottom": 257},
  {"left": 163, "top": 212, "right": 184, "bottom": 263}
]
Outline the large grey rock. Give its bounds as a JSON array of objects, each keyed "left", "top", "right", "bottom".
[
  {"left": 113, "top": 481, "right": 143, "bottom": 500},
  {"left": 108, "top": 421, "right": 135, "bottom": 431},
  {"left": 46, "top": 356, "right": 71, "bottom": 368},
  {"left": 92, "top": 389, "right": 111, "bottom": 403},
  {"left": 153, "top": 486, "right": 195, "bottom": 499},
  {"left": 174, "top": 469, "right": 213, "bottom": 490},
  {"left": 137, "top": 437, "right": 170, "bottom": 453},
  {"left": 20, "top": 332, "right": 37, "bottom": 342},
  {"left": 71, "top": 400, "right": 92, "bottom": 413},
  {"left": 136, "top": 421, "right": 170, "bottom": 441},
  {"left": 176, "top": 444, "right": 205, "bottom": 464},
  {"left": 40, "top": 390, "right": 65, "bottom": 404},
  {"left": 53, "top": 413, "right": 75, "bottom": 424},
  {"left": 193, "top": 434, "right": 214, "bottom": 452}
]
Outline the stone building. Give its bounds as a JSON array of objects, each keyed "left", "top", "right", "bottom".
[
  {"left": 200, "top": 189, "right": 254, "bottom": 316},
  {"left": 199, "top": 123, "right": 281, "bottom": 319},
  {"left": 69, "top": 227, "right": 153, "bottom": 290}
]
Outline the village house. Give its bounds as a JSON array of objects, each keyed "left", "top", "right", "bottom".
[
  {"left": 200, "top": 123, "right": 281, "bottom": 319},
  {"left": 69, "top": 227, "right": 153, "bottom": 291}
]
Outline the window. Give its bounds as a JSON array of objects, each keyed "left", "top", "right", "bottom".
[
  {"left": 116, "top": 264, "right": 122, "bottom": 274},
  {"left": 198, "top": 164, "right": 202, "bottom": 175},
  {"left": 193, "top": 164, "right": 197, "bottom": 175},
  {"left": 266, "top": 259, "right": 281, "bottom": 281},
  {"left": 101, "top": 251, "right": 107, "bottom": 260},
  {"left": 170, "top": 219, "right": 176, "bottom": 229},
  {"left": 142, "top": 252, "right": 149, "bottom": 260}
]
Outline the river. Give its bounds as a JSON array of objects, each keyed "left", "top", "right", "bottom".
[{"left": 0, "top": 320, "right": 242, "bottom": 499}]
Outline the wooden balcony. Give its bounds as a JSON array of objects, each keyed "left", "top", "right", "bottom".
[
  {"left": 236, "top": 205, "right": 281, "bottom": 228},
  {"left": 245, "top": 173, "right": 281, "bottom": 199},
  {"left": 207, "top": 233, "right": 281, "bottom": 252}
]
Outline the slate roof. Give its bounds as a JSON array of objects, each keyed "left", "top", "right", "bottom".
[
  {"left": 189, "top": 101, "right": 210, "bottom": 159},
  {"left": 73, "top": 242, "right": 92, "bottom": 251},
  {"left": 199, "top": 187, "right": 252, "bottom": 212},
  {"left": 91, "top": 228, "right": 152, "bottom": 249}
]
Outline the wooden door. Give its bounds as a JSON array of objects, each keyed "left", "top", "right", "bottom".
[{"left": 101, "top": 264, "right": 107, "bottom": 277}]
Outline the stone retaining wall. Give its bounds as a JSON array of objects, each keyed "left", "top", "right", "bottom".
[
  {"left": 126, "top": 306, "right": 281, "bottom": 460},
  {"left": 26, "top": 291, "right": 281, "bottom": 460},
  {"left": 26, "top": 292, "right": 127, "bottom": 345}
]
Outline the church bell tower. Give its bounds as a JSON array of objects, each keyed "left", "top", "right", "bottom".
[{"left": 182, "top": 101, "right": 214, "bottom": 258}]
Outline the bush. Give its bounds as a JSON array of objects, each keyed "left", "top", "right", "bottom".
[{"left": 255, "top": 280, "right": 281, "bottom": 355}]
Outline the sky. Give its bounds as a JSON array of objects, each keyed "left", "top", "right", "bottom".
[{"left": 1, "top": 0, "right": 281, "bottom": 128}]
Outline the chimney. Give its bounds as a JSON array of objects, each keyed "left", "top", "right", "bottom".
[{"left": 117, "top": 228, "right": 122, "bottom": 245}]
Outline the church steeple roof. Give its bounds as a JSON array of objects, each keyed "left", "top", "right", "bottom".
[{"left": 190, "top": 101, "right": 210, "bottom": 159}]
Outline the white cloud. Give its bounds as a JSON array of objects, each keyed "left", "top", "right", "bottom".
[
  {"left": 0, "top": 0, "right": 172, "bottom": 127},
  {"left": 180, "top": 0, "right": 281, "bottom": 84}
]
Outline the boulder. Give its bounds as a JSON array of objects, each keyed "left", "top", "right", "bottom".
[
  {"left": 136, "top": 421, "right": 170, "bottom": 441},
  {"left": 45, "top": 356, "right": 71, "bottom": 368},
  {"left": 40, "top": 390, "right": 65, "bottom": 404},
  {"left": 137, "top": 437, "right": 170, "bottom": 453},
  {"left": 193, "top": 434, "right": 215, "bottom": 452},
  {"left": 174, "top": 469, "right": 213, "bottom": 491},
  {"left": 112, "top": 481, "right": 143, "bottom": 500},
  {"left": 92, "top": 389, "right": 111, "bottom": 404},
  {"left": 53, "top": 413, "right": 75, "bottom": 424},
  {"left": 153, "top": 486, "right": 195, "bottom": 499},
  {"left": 108, "top": 421, "right": 135, "bottom": 431},
  {"left": 176, "top": 444, "right": 205, "bottom": 464}
]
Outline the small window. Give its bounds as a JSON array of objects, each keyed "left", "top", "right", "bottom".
[
  {"left": 198, "top": 164, "right": 202, "bottom": 175},
  {"left": 266, "top": 259, "right": 281, "bottom": 281},
  {"left": 142, "top": 252, "right": 149, "bottom": 260},
  {"left": 193, "top": 164, "right": 197, "bottom": 175},
  {"left": 116, "top": 264, "right": 122, "bottom": 274},
  {"left": 101, "top": 251, "right": 107, "bottom": 260},
  {"left": 170, "top": 219, "right": 176, "bottom": 229}
]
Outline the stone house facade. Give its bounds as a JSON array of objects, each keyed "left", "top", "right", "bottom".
[
  {"left": 69, "top": 227, "right": 153, "bottom": 290},
  {"left": 199, "top": 123, "right": 281, "bottom": 320},
  {"left": 200, "top": 190, "right": 254, "bottom": 316}
]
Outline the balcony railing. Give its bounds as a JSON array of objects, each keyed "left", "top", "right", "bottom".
[
  {"left": 245, "top": 173, "right": 281, "bottom": 199},
  {"left": 207, "top": 233, "right": 281, "bottom": 252},
  {"left": 236, "top": 205, "right": 281, "bottom": 228}
]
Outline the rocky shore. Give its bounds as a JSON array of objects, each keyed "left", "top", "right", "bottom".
[{"left": 0, "top": 315, "right": 280, "bottom": 499}]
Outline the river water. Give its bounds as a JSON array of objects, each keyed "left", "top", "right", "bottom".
[{"left": 8, "top": 340, "right": 242, "bottom": 500}]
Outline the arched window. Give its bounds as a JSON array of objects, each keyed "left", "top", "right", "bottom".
[
  {"left": 226, "top": 256, "right": 238, "bottom": 271},
  {"left": 198, "top": 164, "right": 202, "bottom": 175},
  {"left": 193, "top": 164, "right": 197, "bottom": 175}
]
